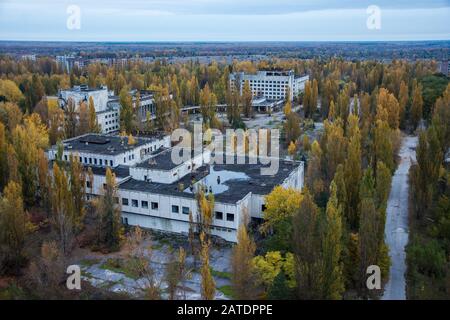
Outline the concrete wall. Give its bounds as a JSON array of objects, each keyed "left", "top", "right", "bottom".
[{"left": 119, "top": 190, "right": 239, "bottom": 242}]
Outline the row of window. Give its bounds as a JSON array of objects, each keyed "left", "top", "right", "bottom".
[
  {"left": 121, "top": 198, "right": 235, "bottom": 222},
  {"left": 104, "top": 119, "right": 118, "bottom": 125},
  {"left": 250, "top": 84, "right": 288, "bottom": 89},
  {"left": 64, "top": 154, "right": 114, "bottom": 167},
  {"left": 105, "top": 112, "right": 119, "bottom": 119},
  {"left": 123, "top": 154, "right": 135, "bottom": 163},
  {"left": 105, "top": 125, "right": 119, "bottom": 132},
  {"left": 122, "top": 198, "right": 159, "bottom": 210},
  {"left": 211, "top": 226, "right": 233, "bottom": 233},
  {"left": 214, "top": 211, "right": 235, "bottom": 222},
  {"left": 244, "top": 80, "right": 289, "bottom": 84}
]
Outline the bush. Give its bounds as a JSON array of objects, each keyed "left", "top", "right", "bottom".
[{"left": 407, "top": 238, "right": 446, "bottom": 278}]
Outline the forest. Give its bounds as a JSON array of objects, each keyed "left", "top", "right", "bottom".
[{"left": 0, "top": 54, "right": 449, "bottom": 299}]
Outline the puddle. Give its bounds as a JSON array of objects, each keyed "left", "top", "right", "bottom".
[{"left": 185, "top": 165, "right": 250, "bottom": 195}]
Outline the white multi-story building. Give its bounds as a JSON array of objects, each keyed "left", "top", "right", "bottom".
[
  {"left": 46, "top": 133, "right": 170, "bottom": 168},
  {"left": 58, "top": 86, "right": 158, "bottom": 134},
  {"left": 229, "top": 69, "right": 309, "bottom": 101},
  {"left": 46, "top": 134, "right": 304, "bottom": 243}
]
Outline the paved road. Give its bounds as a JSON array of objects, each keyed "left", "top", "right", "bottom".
[{"left": 382, "top": 135, "right": 418, "bottom": 300}]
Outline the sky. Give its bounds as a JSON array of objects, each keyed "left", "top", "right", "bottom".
[{"left": 0, "top": 0, "right": 449, "bottom": 41}]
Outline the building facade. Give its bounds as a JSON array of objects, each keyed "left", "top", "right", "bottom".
[
  {"left": 46, "top": 134, "right": 304, "bottom": 243},
  {"left": 58, "top": 86, "right": 159, "bottom": 134},
  {"left": 229, "top": 69, "right": 309, "bottom": 101}
]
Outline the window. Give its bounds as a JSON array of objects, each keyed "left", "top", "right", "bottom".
[
  {"left": 172, "top": 205, "right": 179, "bottom": 213},
  {"left": 99, "top": 159, "right": 102, "bottom": 165},
  {"left": 94, "top": 158, "right": 97, "bottom": 165},
  {"left": 89, "top": 158, "right": 92, "bottom": 164},
  {"left": 64, "top": 155, "right": 68, "bottom": 161},
  {"left": 182, "top": 206, "right": 190, "bottom": 215},
  {"left": 226, "top": 213, "right": 234, "bottom": 222},
  {"left": 86, "top": 181, "right": 91, "bottom": 188},
  {"left": 141, "top": 201, "right": 148, "bottom": 209},
  {"left": 215, "top": 211, "right": 223, "bottom": 220},
  {"left": 110, "top": 160, "right": 113, "bottom": 166},
  {"left": 151, "top": 202, "right": 158, "bottom": 210},
  {"left": 132, "top": 199, "right": 138, "bottom": 207},
  {"left": 261, "top": 204, "right": 267, "bottom": 212},
  {"left": 84, "top": 157, "right": 87, "bottom": 163},
  {"left": 122, "top": 198, "right": 129, "bottom": 206}
]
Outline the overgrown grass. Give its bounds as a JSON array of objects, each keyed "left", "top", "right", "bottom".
[
  {"left": 0, "top": 282, "right": 26, "bottom": 299},
  {"left": 79, "top": 258, "right": 100, "bottom": 267},
  {"left": 210, "top": 268, "right": 232, "bottom": 279},
  {"left": 100, "top": 258, "right": 141, "bottom": 280},
  {"left": 218, "top": 285, "right": 234, "bottom": 299}
]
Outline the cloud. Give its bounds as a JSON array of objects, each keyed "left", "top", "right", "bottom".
[
  {"left": 0, "top": 0, "right": 449, "bottom": 41},
  {"left": 1, "top": 0, "right": 449, "bottom": 16}
]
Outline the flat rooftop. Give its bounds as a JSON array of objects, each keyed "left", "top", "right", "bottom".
[
  {"left": 120, "top": 158, "right": 301, "bottom": 204},
  {"left": 60, "top": 134, "right": 151, "bottom": 156},
  {"left": 89, "top": 165, "right": 130, "bottom": 178},
  {"left": 135, "top": 148, "right": 203, "bottom": 171}
]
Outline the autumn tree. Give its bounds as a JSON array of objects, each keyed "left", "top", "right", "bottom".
[
  {"left": 262, "top": 186, "right": 302, "bottom": 251},
  {"left": 306, "top": 140, "right": 325, "bottom": 198},
  {"left": 241, "top": 80, "right": 253, "bottom": 118},
  {"left": 165, "top": 247, "right": 191, "bottom": 300},
  {"left": 284, "top": 99, "right": 292, "bottom": 117},
  {"left": 88, "top": 96, "right": 100, "bottom": 133},
  {"left": 95, "top": 168, "right": 123, "bottom": 251},
  {"left": 196, "top": 187, "right": 215, "bottom": 239},
  {"left": 376, "top": 88, "right": 400, "bottom": 130},
  {"left": 37, "top": 149, "right": 51, "bottom": 211},
  {"left": 284, "top": 112, "right": 301, "bottom": 146},
  {"left": 357, "top": 168, "right": 389, "bottom": 298},
  {"left": 0, "top": 79, "right": 24, "bottom": 104},
  {"left": 200, "top": 83, "right": 219, "bottom": 128},
  {"left": 398, "top": 81, "right": 409, "bottom": 128},
  {"left": 322, "top": 119, "right": 348, "bottom": 184},
  {"left": 77, "top": 101, "right": 89, "bottom": 135},
  {"left": 0, "top": 122, "right": 7, "bottom": 189},
  {"left": 11, "top": 113, "right": 48, "bottom": 206},
  {"left": 51, "top": 163, "right": 75, "bottom": 255},
  {"left": 125, "top": 226, "right": 161, "bottom": 299},
  {"left": 64, "top": 98, "right": 77, "bottom": 139},
  {"left": 231, "top": 210, "right": 257, "bottom": 299},
  {"left": 292, "top": 189, "right": 322, "bottom": 299},
  {"left": 0, "top": 181, "right": 30, "bottom": 274},
  {"left": 25, "top": 241, "right": 67, "bottom": 299},
  {"left": 322, "top": 181, "right": 345, "bottom": 299},
  {"left": 119, "top": 87, "right": 135, "bottom": 134},
  {"left": 411, "top": 80, "right": 423, "bottom": 129},
  {"left": 343, "top": 114, "right": 362, "bottom": 229},
  {"left": 336, "top": 87, "right": 350, "bottom": 124},
  {"left": 411, "top": 128, "right": 443, "bottom": 219},
  {"left": 253, "top": 251, "right": 295, "bottom": 298},
  {"left": 430, "top": 83, "right": 450, "bottom": 153},
  {"left": 200, "top": 232, "right": 216, "bottom": 300},
  {"left": 0, "top": 102, "right": 23, "bottom": 134},
  {"left": 48, "top": 100, "right": 65, "bottom": 145},
  {"left": 372, "top": 119, "right": 394, "bottom": 173},
  {"left": 69, "top": 155, "right": 86, "bottom": 230},
  {"left": 287, "top": 140, "right": 296, "bottom": 159}
]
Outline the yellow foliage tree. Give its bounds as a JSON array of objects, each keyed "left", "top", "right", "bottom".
[{"left": 261, "top": 186, "right": 303, "bottom": 233}]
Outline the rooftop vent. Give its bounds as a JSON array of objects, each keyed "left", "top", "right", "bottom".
[{"left": 79, "top": 136, "right": 111, "bottom": 145}]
